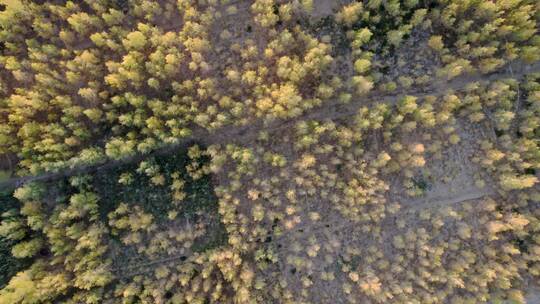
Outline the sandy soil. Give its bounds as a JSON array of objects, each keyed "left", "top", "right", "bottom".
[{"left": 311, "top": 0, "right": 341, "bottom": 18}]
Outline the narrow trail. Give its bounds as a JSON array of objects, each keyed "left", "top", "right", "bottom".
[
  {"left": 1, "top": 61, "right": 539, "bottom": 190},
  {"left": 276, "top": 187, "right": 496, "bottom": 243},
  {"left": 112, "top": 253, "right": 191, "bottom": 279},
  {"left": 404, "top": 187, "right": 495, "bottom": 213}
]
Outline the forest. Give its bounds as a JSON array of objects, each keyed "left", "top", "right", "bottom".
[{"left": 0, "top": 0, "right": 539, "bottom": 303}]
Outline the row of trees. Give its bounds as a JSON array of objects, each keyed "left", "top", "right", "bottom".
[
  {"left": 3, "top": 0, "right": 537, "bottom": 174},
  {"left": 0, "top": 180, "right": 113, "bottom": 303},
  {"left": 469, "top": 75, "right": 539, "bottom": 193},
  {"left": 0, "top": 0, "right": 336, "bottom": 174}
]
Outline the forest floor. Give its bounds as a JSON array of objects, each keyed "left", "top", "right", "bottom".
[
  {"left": 1, "top": 1, "right": 539, "bottom": 301},
  {"left": 525, "top": 288, "right": 540, "bottom": 303},
  {"left": 1, "top": 59, "right": 536, "bottom": 296}
]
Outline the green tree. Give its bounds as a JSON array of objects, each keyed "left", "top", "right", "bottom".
[
  {"left": 500, "top": 174, "right": 538, "bottom": 191},
  {"left": 11, "top": 238, "right": 43, "bottom": 259},
  {"left": 123, "top": 31, "right": 147, "bottom": 50}
]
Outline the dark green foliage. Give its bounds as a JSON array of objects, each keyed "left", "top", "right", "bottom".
[
  {"left": 338, "top": 253, "right": 361, "bottom": 270},
  {"left": 114, "top": 0, "right": 130, "bottom": 13},
  {"left": 512, "top": 235, "right": 532, "bottom": 254},
  {"left": 191, "top": 220, "right": 228, "bottom": 253},
  {"left": 357, "top": 7, "right": 419, "bottom": 43},
  {"left": 24, "top": 144, "right": 227, "bottom": 281},
  {"left": 412, "top": 176, "right": 430, "bottom": 192},
  {"left": 91, "top": 144, "right": 217, "bottom": 222},
  {"left": 310, "top": 16, "right": 350, "bottom": 56},
  {"left": 0, "top": 190, "right": 31, "bottom": 288},
  {"left": 90, "top": 144, "right": 227, "bottom": 256}
]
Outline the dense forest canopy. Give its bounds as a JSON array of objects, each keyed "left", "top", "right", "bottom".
[{"left": 0, "top": 0, "right": 539, "bottom": 303}]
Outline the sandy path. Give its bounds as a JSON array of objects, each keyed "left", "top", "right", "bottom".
[{"left": 404, "top": 187, "right": 495, "bottom": 212}]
